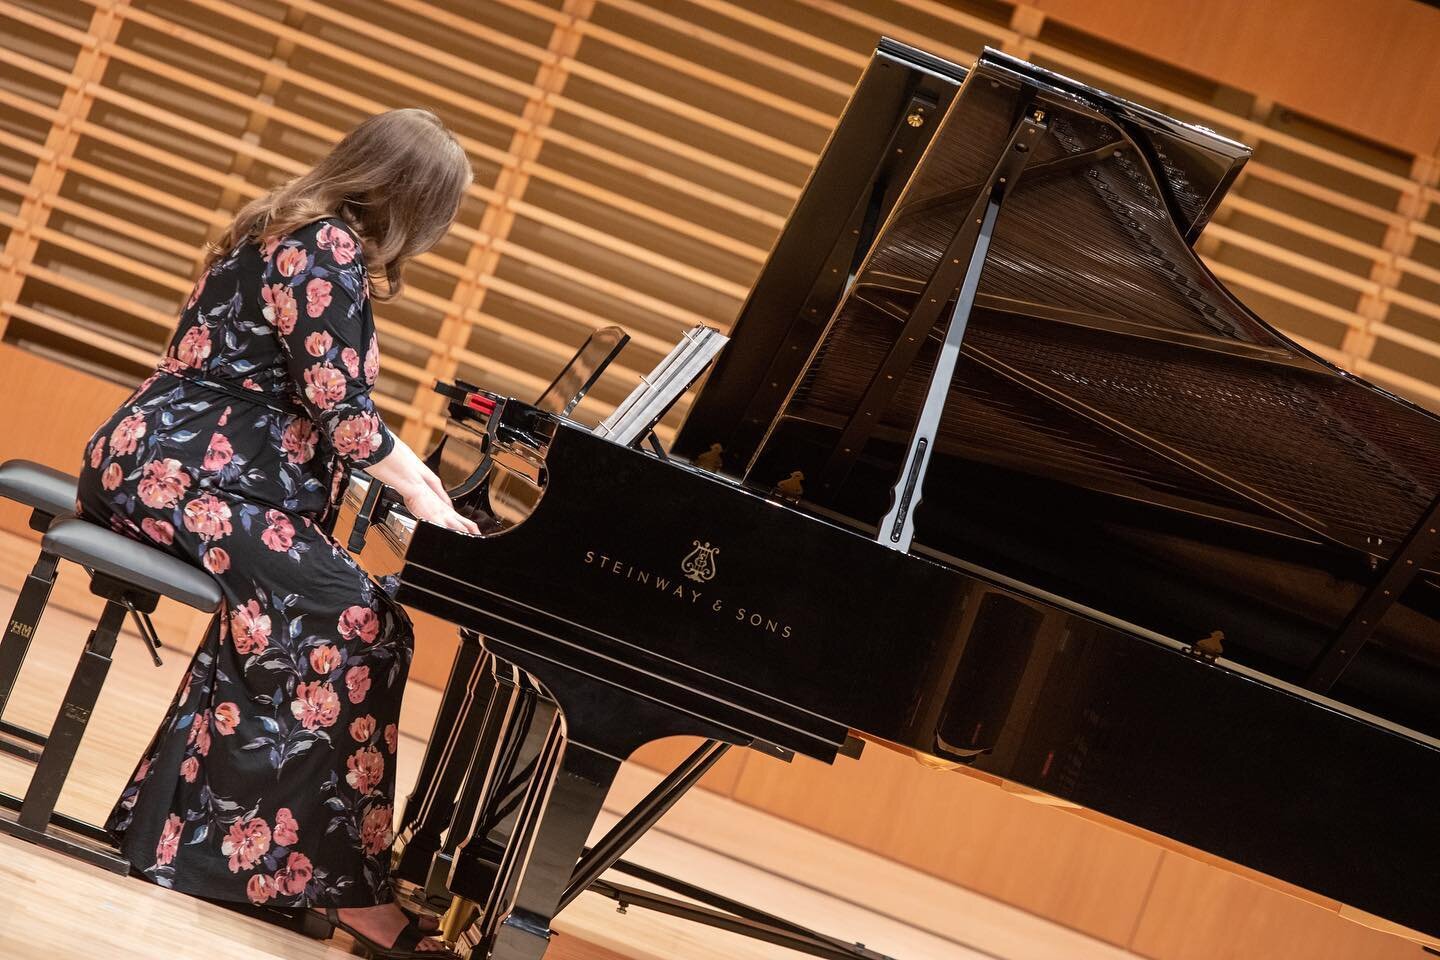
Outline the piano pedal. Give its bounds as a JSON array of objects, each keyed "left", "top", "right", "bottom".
[{"left": 440, "top": 896, "right": 479, "bottom": 947}]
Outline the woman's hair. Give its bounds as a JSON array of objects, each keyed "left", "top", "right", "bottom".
[{"left": 207, "top": 108, "right": 472, "bottom": 299}]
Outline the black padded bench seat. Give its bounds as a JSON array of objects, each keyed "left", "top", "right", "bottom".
[
  {"left": 44, "top": 517, "right": 222, "bottom": 613},
  {"left": 0, "top": 459, "right": 78, "bottom": 530},
  {"left": 0, "top": 506, "right": 223, "bottom": 872}
]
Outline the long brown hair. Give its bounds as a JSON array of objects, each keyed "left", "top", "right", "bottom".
[{"left": 207, "top": 108, "right": 472, "bottom": 299}]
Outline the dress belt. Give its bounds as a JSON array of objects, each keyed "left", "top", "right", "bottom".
[{"left": 158, "top": 368, "right": 299, "bottom": 418}]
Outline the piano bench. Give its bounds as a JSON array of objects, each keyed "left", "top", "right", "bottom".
[
  {"left": 0, "top": 515, "right": 222, "bottom": 874},
  {"left": 0, "top": 460, "right": 79, "bottom": 765}
]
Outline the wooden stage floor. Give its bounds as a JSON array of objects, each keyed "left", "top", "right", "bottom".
[{"left": 0, "top": 537, "right": 1140, "bottom": 960}]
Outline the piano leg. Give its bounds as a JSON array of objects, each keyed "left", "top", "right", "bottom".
[
  {"left": 455, "top": 656, "right": 746, "bottom": 960},
  {"left": 392, "top": 630, "right": 490, "bottom": 887},
  {"left": 436, "top": 662, "right": 551, "bottom": 906},
  {"left": 473, "top": 736, "right": 616, "bottom": 960}
]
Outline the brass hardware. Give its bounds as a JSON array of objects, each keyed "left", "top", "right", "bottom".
[
  {"left": 775, "top": 470, "right": 805, "bottom": 500},
  {"left": 905, "top": 112, "right": 924, "bottom": 127},
  {"left": 440, "top": 896, "right": 478, "bottom": 946},
  {"left": 695, "top": 442, "right": 724, "bottom": 472},
  {"left": 1191, "top": 630, "right": 1225, "bottom": 661}
]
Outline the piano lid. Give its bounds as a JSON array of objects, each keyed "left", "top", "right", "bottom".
[{"left": 700, "top": 47, "right": 1440, "bottom": 568}]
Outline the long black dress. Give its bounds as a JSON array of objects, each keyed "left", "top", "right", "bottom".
[{"left": 77, "top": 218, "right": 412, "bottom": 908}]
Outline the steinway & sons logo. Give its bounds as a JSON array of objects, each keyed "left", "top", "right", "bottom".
[
  {"left": 582, "top": 541, "right": 793, "bottom": 639},
  {"left": 681, "top": 540, "right": 718, "bottom": 583}
]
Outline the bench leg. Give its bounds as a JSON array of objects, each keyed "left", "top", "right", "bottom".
[
  {"left": 0, "top": 599, "right": 129, "bottom": 873},
  {"left": 0, "top": 550, "right": 60, "bottom": 761}
]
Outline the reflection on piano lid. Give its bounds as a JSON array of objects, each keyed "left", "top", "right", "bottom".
[{"left": 342, "top": 40, "right": 1440, "bottom": 959}]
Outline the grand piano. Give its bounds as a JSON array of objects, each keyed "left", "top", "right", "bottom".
[{"left": 344, "top": 42, "right": 1440, "bottom": 960}]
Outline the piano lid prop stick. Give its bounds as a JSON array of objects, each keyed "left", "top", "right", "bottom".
[{"left": 878, "top": 108, "right": 1048, "bottom": 552}]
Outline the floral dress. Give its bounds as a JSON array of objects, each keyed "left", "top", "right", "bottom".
[{"left": 76, "top": 217, "right": 412, "bottom": 908}]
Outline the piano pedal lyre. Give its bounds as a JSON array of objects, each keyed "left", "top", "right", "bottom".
[{"left": 440, "top": 896, "right": 479, "bottom": 947}]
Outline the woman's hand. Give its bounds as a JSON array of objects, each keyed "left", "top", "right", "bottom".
[
  {"left": 397, "top": 477, "right": 479, "bottom": 534},
  {"left": 365, "top": 440, "right": 480, "bottom": 535}
]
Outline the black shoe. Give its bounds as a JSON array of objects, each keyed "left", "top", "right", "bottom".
[{"left": 320, "top": 907, "right": 459, "bottom": 959}]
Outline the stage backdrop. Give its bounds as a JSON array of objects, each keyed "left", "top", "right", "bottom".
[{"left": 2, "top": 2, "right": 1439, "bottom": 958}]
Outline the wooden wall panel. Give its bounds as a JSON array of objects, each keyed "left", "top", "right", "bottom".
[
  {"left": 3, "top": 3, "right": 1440, "bottom": 958},
  {"left": 1, "top": 0, "right": 1439, "bottom": 425},
  {"left": 729, "top": 746, "right": 1164, "bottom": 947},
  {"left": 1032, "top": 0, "right": 1440, "bottom": 158}
]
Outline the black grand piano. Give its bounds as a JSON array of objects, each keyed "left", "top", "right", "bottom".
[{"left": 344, "top": 42, "right": 1440, "bottom": 960}]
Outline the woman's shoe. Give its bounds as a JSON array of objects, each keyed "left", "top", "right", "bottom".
[{"left": 320, "top": 907, "right": 459, "bottom": 959}]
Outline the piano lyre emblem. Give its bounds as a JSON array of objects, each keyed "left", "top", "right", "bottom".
[{"left": 681, "top": 540, "right": 719, "bottom": 584}]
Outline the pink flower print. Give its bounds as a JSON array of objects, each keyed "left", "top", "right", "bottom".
[
  {"left": 188, "top": 710, "right": 212, "bottom": 757},
  {"left": 109, "top": 412, "right": 147, "bottom": 456},
  {"left": 222, "top": 817, "right": 271, "bottom": 873},
  {"left": 260, "top": 236, "right": 281, "bottom": 261},
  {"left": 331, "top": 413, "right": 384, "bottom": 460},
  {"left": 203, "top": 433, "right": 233, "bottom": 471},
  {"left": 89, "top": 436, "right": 105, "bottom": 469},
  {"left": 350, "top": 714, "right": 376, "bottom": 743},
  {"left": 213, "top": 702, "right": 239, "bottom": 735},
  {"left": 275, "top": 245, "right": 307, "bottom": 278},
  {"left": 138, "top": 458, "right": 190, "bottom": 509},
  {"left": 363, "top": 334, "right": 380, "bottom": 384},
  {"left": 384, "top": 723, "right": 398, "bottom": 755},
  {"left": 309, "top": 644, "right": 342, "bottom": 675},
  {"left": 338, "top": 604, "right": 380, "bottom": 644},
  {"left": 176, "top": 325, "right": 211, "bottom": 368},
  {"left": 203, "top": 547, "right": 229, "bottom": 574},
  {"left": 344, "top": 665, "right": 371, "bottom": 705},
  {"left": 273, "top": 808, "right": 299, "bottom": 847},
  {"left": 360, "top": 804, "right": 393, "bottom": 855},
  {"left": 141, "top": 518, "right": 175, "bottom": 545},
  {"left": 261, "top": 509, "right": 295, "bottom": 552},
  {"left": 316, "top": 223, "right": 356, "bottom": 264},
  {"left": 218, "top": 405, "right": 231, "bottom": 427},
  {"left": 261, "top": 283, "right": 298, "bottom": 335},
  {"left": 341, "top": 347, "right": 361, "bottom": 378},
  {"left": 230, "top": 599, "right": 271, "bottom": 655},
  {"left": 290, "top": 681, "right": 341, "bottom": 730},
  {"left": 101, "top": 463, "right": 123, "bottom": 491},
  {"left": 155, "top": 814, "right": 183, "bottom": 866},
  {"left": 274, "top": 851, "right": 312, "bottom": 896},
  {"left": 246, "top": 873, "right": 275, "bottom": 905},
  {"left": 305, "top": 330, "right": 333, "bottom": 357},
  {"left": 180, "top": 756, "right": 199, "bottom": 783},
  {"left": 183, "top": 493, "right": 232, "bottom": 541},
  {"left": 305, "top": 278, "right": 332, "bottom": 318},
  {"left": 303, "top": 364, "right": 346, "bottom": 410},
  {"left": 346, "top": 746, "right": 385, "bottom": 794},
  {"left": 280, "top": 417, "right": 318, "bottom": 465}
]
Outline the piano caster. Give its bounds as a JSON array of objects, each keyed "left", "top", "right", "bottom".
[{"left": 440, "top": 896, "right": 478, "bottom": 947}]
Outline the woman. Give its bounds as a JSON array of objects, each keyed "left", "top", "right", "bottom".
[{"left": 77, "top": 109, "right": 479, "bottom": 958}]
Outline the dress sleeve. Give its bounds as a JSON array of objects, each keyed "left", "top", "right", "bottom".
[{"left": 264, "top": 220, "right": 396, "bottom": 468}]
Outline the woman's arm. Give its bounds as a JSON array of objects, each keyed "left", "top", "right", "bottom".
[
  {"left": 364, "top": 436, "right": 478, "bottom": 534},
  {"left": 268, "top": 221, "right": 477, "bottom": 535}
]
